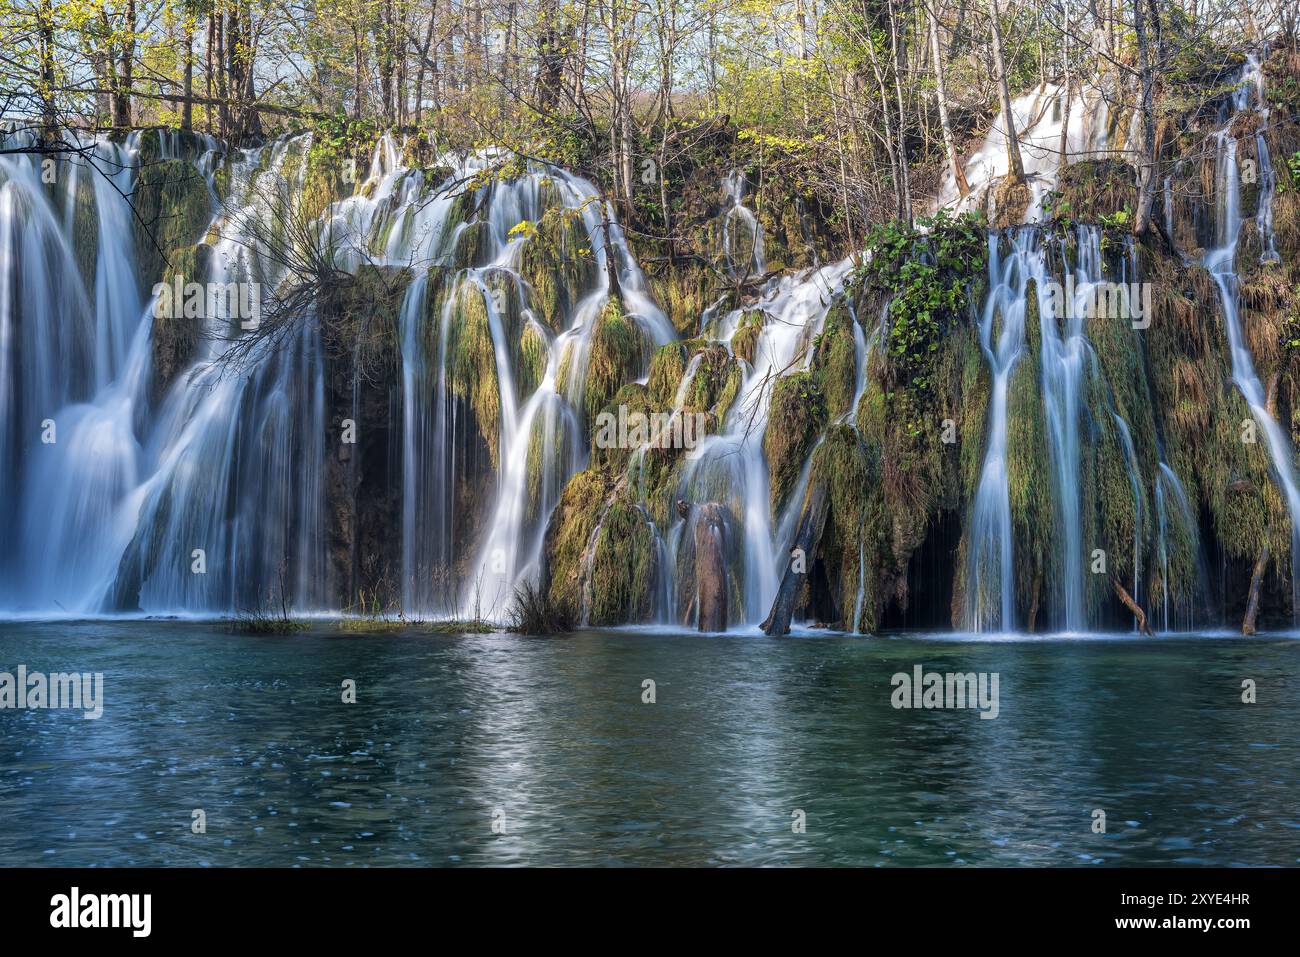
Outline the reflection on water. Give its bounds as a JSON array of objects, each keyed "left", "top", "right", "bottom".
[{"left": 0, "top": 621, "right": 1297, "bottom": 866}]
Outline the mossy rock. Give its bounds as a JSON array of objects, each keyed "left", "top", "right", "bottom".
[
  {"left": 990, "top": 176, "right": 1033, "bottom": 228},
  {"left": 731, "top": 311, "right": 764, "bottom": 365},
  {"left": 808, "top": 424, "right": 884, "bottom": 631},
  {"left": 135, "top": 127, "right": 213, "bottom": 168},
  {"left": 132, "top": 159, "right": 213, "bottom": 287},
  {"left": 524, "top": 394, "right": 575, "bottom": 529},
  {"left": 441, "top": 277, "right": 504, "bottom": 469},
  {"left": 811, "top": 303, "right": 859, "bottom": 419},
  {"left": 580, "top": 297, "right": 650, "bottom": 427},
  {"left": 450, "top": 220, "right": 493, "bottom": 270},
  {"left": 518, "top": 321, "right": 549, "bottom": 399},
  {"left": 519, "top": 189, "right": 597, "bottom": 330},
  {"left": 1056, "top": 159, "right": 1138, "bottom": 224},
  {"left": 1004, "top": 339, "right": 1056, "bottom": 627},
  {"left": 150, "top": 243, "right": 211, "bottom": 403},
  {"left": 765, "top": 370, "right": 828, "bottom": 515},
  {"left": 539, "top": 468, "right": 611, "bottom": 619},
  {"left": 586, "top": 486, "right": 660, "bottom": 625},
  {"left": 68, "top": 163, "right": 100, "bottom": 299},
  {"left": 681, "top": 344, "right": 740, "bottom": 418},
  {"left": 590, "top": 382, "right": 655, "bottom": 472},
  {"left": 648, "top": 342, "right": 688, "bottom": 408},
  {"left": 648, "top": 262, "right": 715, "bottom": 336}
]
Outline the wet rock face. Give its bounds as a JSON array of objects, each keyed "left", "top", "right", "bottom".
[
  {"left": 319, "top": 266, "right": 409, "bottom": 609},
  {"left": 693, "top": 503, "right": 730, "bottom": 632},
  {"left": 132, "top": 158, "right": 212, "bottom": 288},
  {"left": 149, "top": 243, "right": 210, "bottom": 404}
]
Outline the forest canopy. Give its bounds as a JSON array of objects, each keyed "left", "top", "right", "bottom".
[{"left": 2, "top": 1, "right": 1297, "bottom": 239}]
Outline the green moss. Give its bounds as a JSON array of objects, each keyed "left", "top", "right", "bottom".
[
  {"left": 647, "top": 263, "right": 715, "bottom": 337},
  {"left": 1052, "top": 159, "right": 1139, "bottom": 226},
  {"left": 150, "top": 243, "right": 209, "bottom": 402},
  {"left": 132, "top": 159, "right": 213, "bottom": 287},
  {"left": 648, "top": 342, "right": 688, "bottom": 408},
  {"left": 69, "top": 166, "right": 100, "bottom": 298},
  {"left": 518, "top": 184, "right": 596, "bottom": 330},
  {"left": 808, "top": 424, "right": 883, "bottom": 631},
  {"left": 731, "top": 311, "right": 764, "bottom": 364},
  {"left": 518, "top": 321, "right": 548, "bottom": 399},
  {"left": 541, "top": 468, "right": 610, "bottom": 619},
  {"left": 1004, "top": 337, "right": 1056, "bottom": 625},
  {"left": 587, "top": 487, "right": 659, "bottom": 625},
  {"left": 581, "top": 298, "right": 649, "bottom": 427},
  {"left": 590, "top": 382, "right": 654, "bottom": 472},
  {"left": 443, "top": 278, "right": 504, "bottom": 469},
  {"left": 765, "top": 370, "right": 827, "bottom": 515},
  {"left": 682, "top": 344, "right": 739, "bottom": 416},
  {"left": 811, "top": 303, "right": 859, "bottom": 419}
]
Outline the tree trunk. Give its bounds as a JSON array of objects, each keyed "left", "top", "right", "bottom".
[
  {"left": 929, "top": 2, "right": 970, "bottom": 196},
  {"left": 762, "top": 480, "right": 830, "bottom": 636},
  {"left": 1112, "top": 577, "right": 1153, "bottom": 635},
  {"left": 1131, "top": 0, "right": 1161, "bottom": 236},
  {"left": 986, "top": 0, "right": 1025, "bottom": 181},
  {"left": 1243, "top": 544, "right": 1270, "bottom": 635},
  {"left": 182, "top": 28, "right": 194, "bottom": 131},
  {"left": 693, "top": 504, "right": 729, "bottom": 632}
]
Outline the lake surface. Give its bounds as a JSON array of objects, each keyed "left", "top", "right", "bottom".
[{"left": 0, "top": 620, "right": 1297, "bottom": 866}]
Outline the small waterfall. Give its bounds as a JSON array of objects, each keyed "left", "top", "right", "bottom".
[
  {"left": 1206, "top": 58, "right": 1300, "bottom": 621},
  {"left": 1154, "top": 461, "right": 1206, "bottom": 633},
  {"left": 935, "top": 79, "right": 1114, "bottom": 218},
  {"left": 721, "top": 169, "right": 766, "bottom": 278},
  {"left": 674, "top": 260, "right": 850, "bottom": 623},
  {"left": 1037, "top": 226, "right": 1102, "bottom": 631},
  {"left": 965, "top": 231, "right": 1039, "bottom": 631}
]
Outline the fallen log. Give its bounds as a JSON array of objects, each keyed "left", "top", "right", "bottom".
[
  {"left": 761, "top": 480, "right": 830, "bottom": 636},
  {"left": 1243, "top": 543, "right": 1271, "bottom": 636},
  {"left": 1111, "top": 577, "right": 1153, "bottom": 636}
]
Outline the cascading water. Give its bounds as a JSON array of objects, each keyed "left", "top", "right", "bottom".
[
  {"left": 721, "top": 169, "right": 767, "bottom": 279},
  {"left": 0, "top": 126, "right": 673, "bottom": 619},
  {"left": 668, "top": 260, "right": 851, "bottom": 626},
  {"left": 965, "top": 231, "right": 1039, "bottom": 631},
  {"left": 1205, "top": 55, "right": 1300, "bottom": 620}
]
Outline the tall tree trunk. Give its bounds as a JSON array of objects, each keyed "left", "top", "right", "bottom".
[
  {"left": 182, "top": 27, "right": 194, "bottom": 130},
  {"left": 111, "top": 0, "right": 137, "bottom": 126},
  {"left": 1243, "top": 544, "right": 1270, "bottom": 635},
  {"left": 1131, "top": 0, "right": 1161, "bottom": 236},
  {"left": 37, "top": 0, "right": 57, "bottom": 141},
  {"left": 986, "top": 0, "right": 1025, "bottom": 181},
  {"left": 929, "top": 1, "right": 970, "bottom": 196}
]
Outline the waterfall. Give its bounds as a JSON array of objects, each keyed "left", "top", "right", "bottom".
[
  {"left": 935, "top": 79, "right": 1114, "bottom": 219},
  {"left": 721, "top": 169, "right": 767, "bottom": 278},
  {"left": 1154, "top": 461, "right": 1206, "bottom": 633},
  {"left": 0, "top": 127, "right": 674, "bottom": 619},
  {"left": 965, "top": 231, "right": 1038, "bottom": 631},
  {"left": 1205, "top": 57, "right": 1300, "bottom": 621},
  {"left": 673, "top": 260, "right": 851, "bottom": 624}
]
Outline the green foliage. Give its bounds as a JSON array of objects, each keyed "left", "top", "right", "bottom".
[
  {"left": 765, "top": 370, "right": 828, "bottom": 514},
  {"left": 307, "top": 114, "right": 380, "bottom": 177},
  {"left": 852, "top": 210, "right": 985, "bottom": 398},
  {"left": 582, "top": 298, "right": 649, "bottom": 427},
  {"left": 1278, "top": 151, "right": 1300, "bottom": 195}
]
